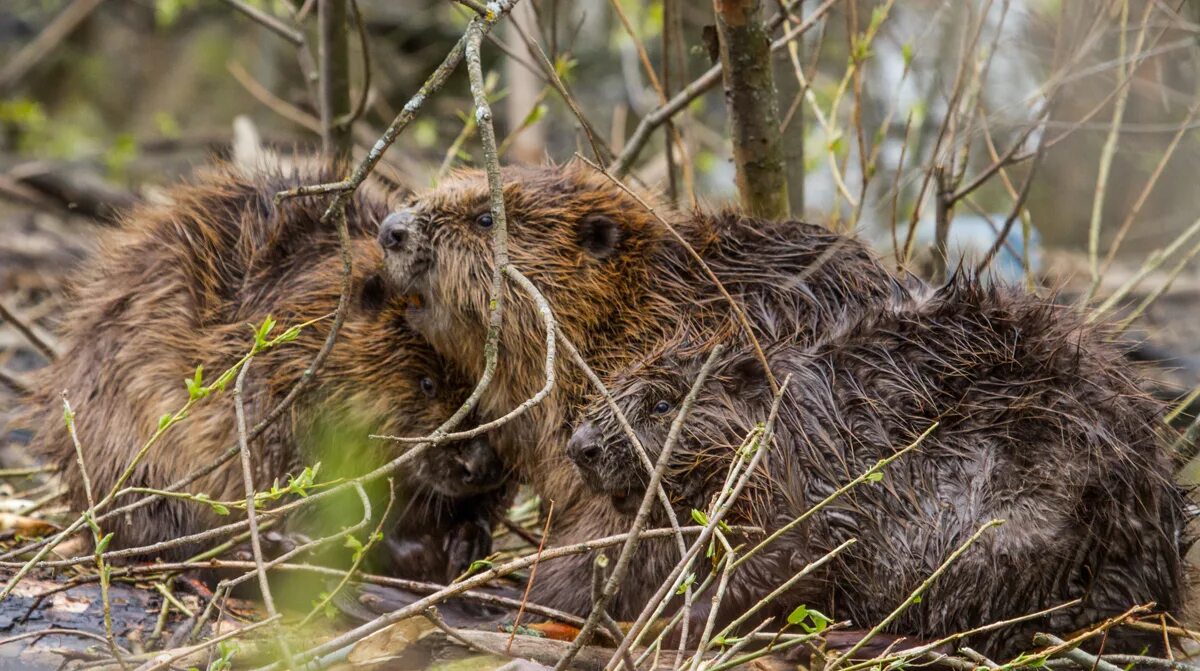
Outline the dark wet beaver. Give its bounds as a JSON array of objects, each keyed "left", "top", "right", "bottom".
[
  {"left": 567, "top": 277, "right": 1190, "bottom": 657},
  {"left": 376, "top": 161, "right": 903, "bottom": 517},
  {"left": 21, "top": 160, "right": 508, "bottom": 581}
]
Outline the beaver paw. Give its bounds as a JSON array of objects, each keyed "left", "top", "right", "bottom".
[{"left": 445, "top": 516, "right": 494, "bottom": 581}]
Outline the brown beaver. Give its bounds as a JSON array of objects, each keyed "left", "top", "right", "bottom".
[
  {"left": 21, "top": 160, "right": 508, "bottom": 582},
  {"left": 375, "top": 161, "right": 903, "bottom": 518},
  {"left": 566, "top": 277, "right": 1190, "bottom": 657}
]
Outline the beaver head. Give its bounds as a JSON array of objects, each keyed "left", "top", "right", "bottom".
[
  {"left": 305, "top": 269, "right": 507, "bottom": 500},
  {"left": 568, "top": 343, "right": 775, "bottom": 518},
  {"left": 375, "top": 162, "right": 667, "bottom": 384}
]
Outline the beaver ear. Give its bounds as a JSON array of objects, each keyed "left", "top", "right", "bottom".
[
  {"left": 576, "top": 214, "right": 622, "bottom": 259},
  {"left": 724, "top": 354, "right": 772, "bottom": 400},
  {"left": 358, "top": 272, "right": 390, "bottom": 313}
]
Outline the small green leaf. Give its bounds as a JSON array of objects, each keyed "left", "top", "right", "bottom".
[
  {"left": 866, "top": 471, "right": 884, "bottom": 483},
  {"left": 158, "top": 413, "right": 173, "bottom": 431},
  {"left": 186, "top": 365, "right": 206, "bottom": 400},
  {"left": 807, "top": 608, "right": 831, "bottom": 633},
  {"left": 277, "top": 325, "right": 302, "bottom": 344},
  {"left": 902, "top": 42, "right": 914, "bottom": 67},
  {"left": 912, "top": 595, "right": 922, "bottom": 604},
  {"left": 95, "top": 532, "right": 114, "bottom": 554},
  {"left": 467, "top": 559, "right": 493, "bottom": 574},
  {"left": 676, "top": 572, "right": 696, "bottom": 595},
  {"left": 691, "top": 509, "right": 709, "bottom": 526},
  {"left": 787, "top": 605, "right": 809, "bottom": 625}
]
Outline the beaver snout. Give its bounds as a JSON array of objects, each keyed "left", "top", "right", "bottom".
[
  {"left": 455, "top": 436, "right": 503, "bottom": 487},
  {"left": 378, "top": 210, "right": 416, "bottom": 251},
  {"left": 566, "top": 422, "right": 603, "bottom": 470}
]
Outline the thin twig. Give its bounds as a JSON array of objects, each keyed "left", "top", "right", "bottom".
[
  {"left": 0, "top": 299, "right": 58, "bottom": 361},
  {"left": 507, "top": 499, "right": 554, "bottom": 652},
  {"left": 219, "top": 0, "right": 305, "bottom": 44}
]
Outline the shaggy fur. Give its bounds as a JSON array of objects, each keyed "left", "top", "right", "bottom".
[
  {"left": 571, "top": 277, "right": 1190, "bottom": 657},
  {"left": 379, "top": 163, "right": 901, "bottom": 499},
  {"left": 22, "top": 160, "right": 509, "bottom": 578},
  {"left": 376, "top": 161, "right": 904, "bottom": 611}
]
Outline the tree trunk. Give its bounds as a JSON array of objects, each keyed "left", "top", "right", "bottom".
[
  {"left": 713, "top": 0, "right": 788, "bottom": 220},
  {"left": 318, "top": 0, "right": 352, "bottom": 162}
]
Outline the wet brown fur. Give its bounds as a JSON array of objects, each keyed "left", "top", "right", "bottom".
[
  {"left": 377, "top": 161, "right": 906, "bottom": 611},
  {"left": 571, "top": 277, "right": 1190, "bottom": 657},
  {"left": 381, "top": 162, "right": 902, "bottom": 505},
  {"left": 22, "top": 160, "right": 508, "bottom": 574}
]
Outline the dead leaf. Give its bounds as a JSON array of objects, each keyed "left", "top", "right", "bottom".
[
  {"left": 522, "top": 623, "right": 581, "bottom": 642},
  {"left": 0, "top": 512, "right": 58, "bottom": 537},
  {"left": 348, "top": 616, "right": 437, "bottom": 665}
]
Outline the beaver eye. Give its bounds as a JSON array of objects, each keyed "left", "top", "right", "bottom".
[
  {"left": 651, "top": 400, "right": 673, "bottom": 416},
  {"left": 475, "top": 212, "right": 494, "bottom": 229},
  {"left": 419, "top": 376, "right": 437, "bottom": 398}
]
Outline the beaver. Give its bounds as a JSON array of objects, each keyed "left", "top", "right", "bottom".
[
  {"left": 566, "top": 276, "right": 1190, "bottom": 657},
  {"left": 22, "top": 160, "right": 509, "bottom": 581},
  {"left": 375, "top": 161, "right": 903, "bottom": 518}
]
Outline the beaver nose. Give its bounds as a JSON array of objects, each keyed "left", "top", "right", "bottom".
[
  {"left": 567, "top": 423, "right": 603, "bottom": 468},
  {"left": 459, "top": 437, "right": 500, "bottom": 486},
  {"left": 378, "top": 211, "right": 415, "bottom": 251}
]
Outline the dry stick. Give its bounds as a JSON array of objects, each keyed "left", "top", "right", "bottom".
[
  {"left": 0, "top": 299, "right": 58, "bottom": 361},
  {"left": 1092, "top": 216, "right": 1200, "bottom": 320},
  {"left": 588, "top": 553, "right": 639, "bottom": 671},
  {"left": 0, "top": 368, "right": 31, "bottom": 396},
  {"left": 219, "top": 0, "right": 305, "bottom": 44},
  {"left": 1116, "top": 237, "right": 1200, "bottom": 333},
  {"left": 1085, "top": 0, "right": 1149, "bottom": 302},
  {"left": 249, "top": 526, "right": 731, "bottom": 671},
  {"left": 0, "top": 628, "right": 129, "bottom": 653},
  {"left": 554, "top": 345, "right": 727, "bottom": 671},
  {"left": 609, "top": 0, "right": 836, "bottom": 176},
  {"left": 974, "top": 114, "right": 1054, "bottom": 277},
  {"left": 227, "top": 61, "right": 323, "bottom": 133},
  {"left": 507, "top": 499, "right": 555, "bottom": 652},
  {"left": 1032, "top": 634, "right": 1124, "bottom": 671},
  {"left": 1100, "top": 100, "right": 1200, "bottom": 277},
  {"left": 233, "top": 356, "right": 297, "bottom": 671},
  {"left": 453, "top": 0, "right": 491, "bottom": 17},
  {"left": 835, "top": 601, "right": 1083, "bottom": 671},
  {"left": 62, "top": 395, "right": 125, "bottom": 670},
  {"left": 0, "top": 0, "right": 103, "bottom": 93},
  {"left": 577, "top": 154, "right": 779, "bottom": 394},
  {"left": 832, "top": 518, "right": 1006, "bottom": 667}
]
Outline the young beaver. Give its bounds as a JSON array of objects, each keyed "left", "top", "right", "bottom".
[
  {"left": 376, "top": 161, "right": 903, "bottom": 517},
  {"left": 22, "top": 160, "right": 508, "bottom": 581},
  {"left": 568, "top": 278, "right": 1190, "bottom": 657}
]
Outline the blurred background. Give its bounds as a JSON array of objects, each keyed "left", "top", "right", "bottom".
[{"left": 3, "top": 0, "right": 1200, "bottom": 454}]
